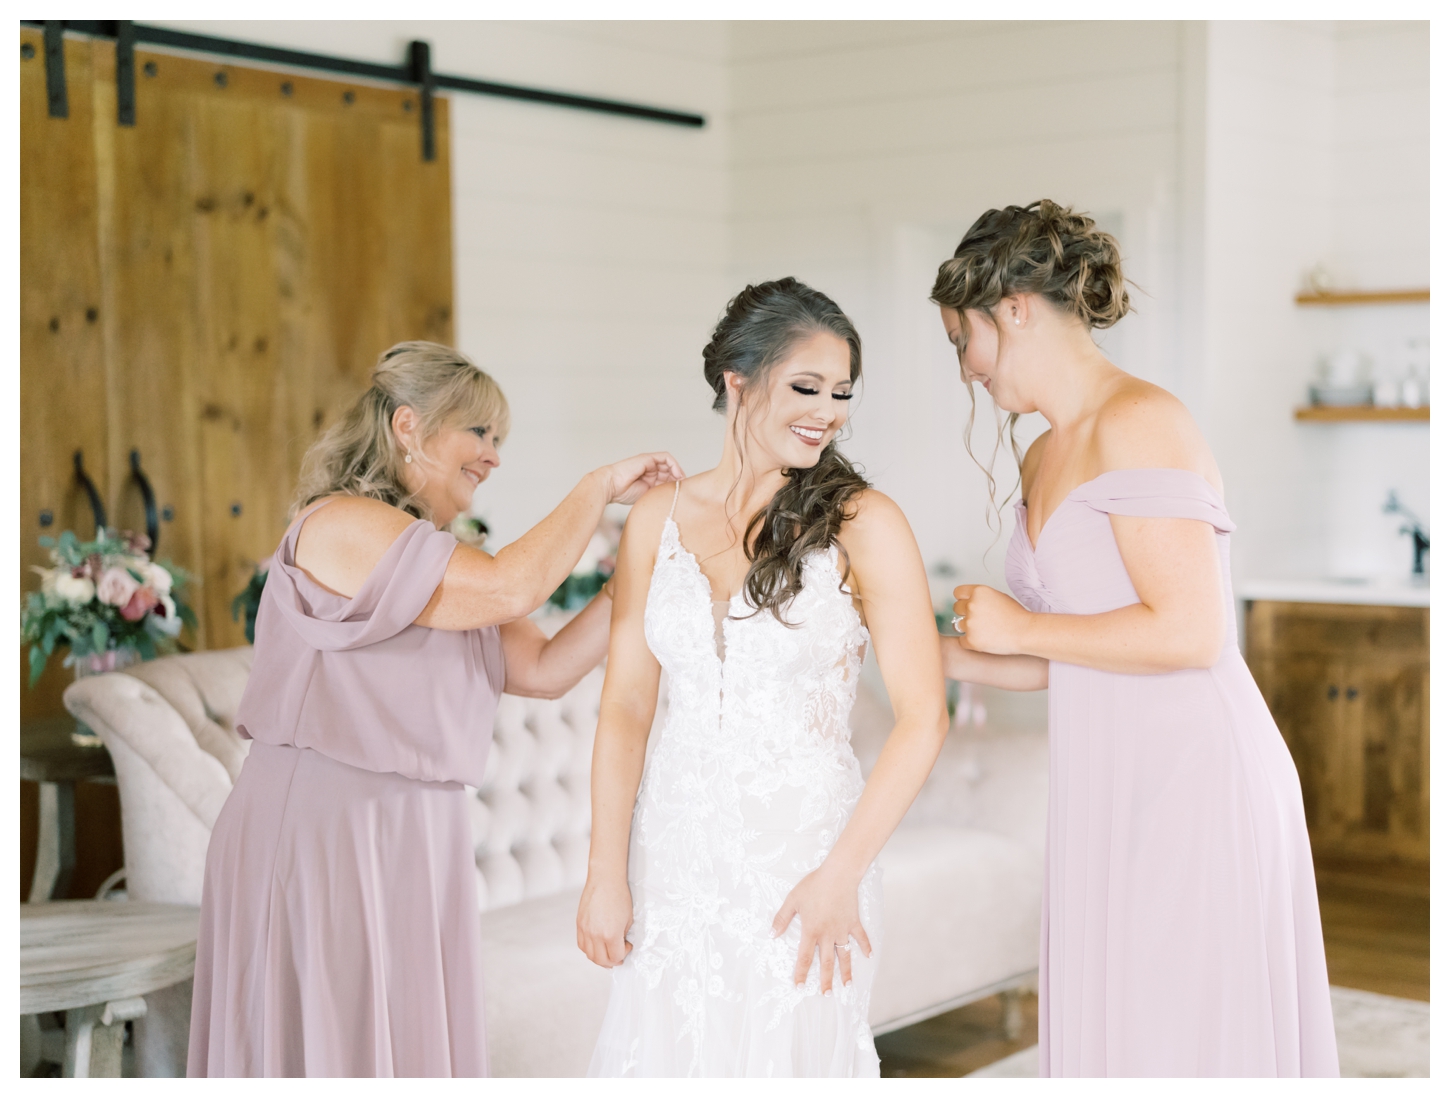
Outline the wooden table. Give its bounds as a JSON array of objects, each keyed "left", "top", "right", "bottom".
[
  {"left": 21, "top": 901, "right": 200, "bottom": 1077},
  {"left": 21, "top": 716, "right": 116, "bottom": 902}
]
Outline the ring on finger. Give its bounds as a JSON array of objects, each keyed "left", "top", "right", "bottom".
[{"left": 952, "top": 615, "right": 964, "bottom": 632}]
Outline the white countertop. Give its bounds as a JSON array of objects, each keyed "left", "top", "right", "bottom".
[{"left": 1237, "top": 578, "right": 1430, "bottom": 608}]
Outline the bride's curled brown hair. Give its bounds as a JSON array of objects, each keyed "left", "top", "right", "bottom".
[{"left": 703, "top": 277, "right": 869, "bottom": 624}]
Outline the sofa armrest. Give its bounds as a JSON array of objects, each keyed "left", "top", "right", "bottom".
[{"left": 64, "top": 674, "right": 235, "bottom": 830}]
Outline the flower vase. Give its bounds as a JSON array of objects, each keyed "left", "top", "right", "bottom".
[
  {"left": 71, "top": 649, "right": 138, "bottom": 747},
  {"left": 74, "top": 648, "right": 140, "bottom": 679}
]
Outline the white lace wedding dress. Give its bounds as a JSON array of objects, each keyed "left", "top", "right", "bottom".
[{"left": 588, "top": 489, "right": 883, "bottom": 1077}]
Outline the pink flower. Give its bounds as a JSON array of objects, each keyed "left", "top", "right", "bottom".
[
  {"left": 96, "top": 567, "right": 140, "bottom": 608},
  {"left": 120, "top": 586, "right": 160, "bottom": 622}
]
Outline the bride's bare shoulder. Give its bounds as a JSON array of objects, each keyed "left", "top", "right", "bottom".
[{"left": 838, "top": 489, "right": 917, "bottom": 553}]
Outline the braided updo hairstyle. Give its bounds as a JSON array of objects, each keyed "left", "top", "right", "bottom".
[
  {"left": 702, "top": 277, "right": 869, "bottom": 624},
  {"left": 930, "top": 200, "right": 1132, "bottom": 533}
]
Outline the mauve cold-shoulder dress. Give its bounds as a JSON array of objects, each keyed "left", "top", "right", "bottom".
[
  {"left": 1004, "top": 469, "right": 1338, "bottom": 1077},
  {"left": 188, "top": 499, "right": 505, "bottom": 1077}
]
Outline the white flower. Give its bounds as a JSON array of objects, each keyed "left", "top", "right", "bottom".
[
  {"left": 96, "top": 567, "right": 140, "bottom": 608},
  {"left": 146, "top": 562, "right": 173, "bottom": 594},
  {"left": 573, "top": 532, "right": 612, "bottom": 576},
  {"left": 55, "top": 574, "right": 96, "bottom": 604}
]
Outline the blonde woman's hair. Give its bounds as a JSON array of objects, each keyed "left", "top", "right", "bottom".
[
  {"left": 292, "top": 340, "right": 510, "bottom": 521},
  {"left": 930, "top": 200, "right": 1132, "bottom": 538}
]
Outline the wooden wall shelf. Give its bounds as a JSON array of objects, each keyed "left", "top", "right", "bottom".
[
  {"left": 1295, "top": 289, "right": 1429, "bottom": 306},
  {"left": 1295, "top": 405, "right": 1429, "bottom": 422}
]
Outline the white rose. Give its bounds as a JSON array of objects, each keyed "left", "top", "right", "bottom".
[
  {"left": 55, "top": 574, "right": 96, "bottom": 604},
  {"left": 146, "top": 562, "right": 173, "bottom": 594},
  {"left": 96, "top": 567, "right": 140, "bottom": 608}
]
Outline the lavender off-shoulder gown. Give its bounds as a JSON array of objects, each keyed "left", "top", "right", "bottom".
[
  {"left": 1004, "top": 469, "right": 1339, "bottom": 1077},
  {"left": 187, "top": 499, "right": 505, "bottom": 1077}
]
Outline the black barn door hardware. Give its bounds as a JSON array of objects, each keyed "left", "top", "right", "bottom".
[
  {"left": 115, "top": 20, "right": 136, "bottom": 126},
  {"left": 409, "top": 40, "right": 436, "bottom": 163},
  {"left": 23, "top": 20, "right": 707, "bottom": 158},
  {"left": 43, "top": 21, "right": 67, "bottom": 118},
  {"left": 73, "top": 450, "right": 107, "bottom": 536},
  {"left": 130, "top": 449, "right": 159, "bottom": 551}
]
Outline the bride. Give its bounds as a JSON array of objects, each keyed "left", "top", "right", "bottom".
[{"left": 577, "top": 278, "right": 948, "bottom": 1077}]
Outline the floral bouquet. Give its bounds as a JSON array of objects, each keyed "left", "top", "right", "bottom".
[
  {"left": 548, "top": 514, "right": 621, "bottom": 612},
  {"left": 22, "top": 528, "right": 196, "bottom": 686}
]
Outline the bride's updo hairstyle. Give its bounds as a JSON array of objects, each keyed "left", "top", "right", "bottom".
[
  {"left": 703, "top": 277, "right": 869, "bottom": 624},
  {"left": 931, "top": 200, "right": 1131, "bottom": 526},
  {"left": 293, "top": 340, "right": 510, "bottom": 522}
]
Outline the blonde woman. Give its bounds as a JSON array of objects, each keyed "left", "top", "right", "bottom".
[
  {"left": 935, "top": 203, "right": 1337, "bottom": 1077},
  {"left": 188, "top": 341, "right": 681, "bottom": 1077},
  {"left": 578, "top": 280, "right": 948, "bottom": 1076}
]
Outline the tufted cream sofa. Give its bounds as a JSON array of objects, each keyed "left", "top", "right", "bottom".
[{"left": 63, "top": 645, "right": 1045, "bottom": 1077}]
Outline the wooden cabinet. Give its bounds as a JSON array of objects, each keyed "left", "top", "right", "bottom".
[{"left": 1246, "top": 601, "right": 1429, "bottom": 864}]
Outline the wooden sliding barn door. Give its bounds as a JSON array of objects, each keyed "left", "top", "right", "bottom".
[{"left": 21, "top": 26, "right": 453, "bottom": 720}]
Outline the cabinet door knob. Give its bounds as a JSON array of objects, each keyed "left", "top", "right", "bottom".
[
  {"left": 1346, "top": 687, "right": 1358, "bottom": 701},
  {"left": 1327, "top": 685, "right": 1339, "bottom": 700}
]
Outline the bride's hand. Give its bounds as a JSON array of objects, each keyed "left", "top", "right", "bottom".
[
  {"left": 595, "top": 452, "right": 685, "bottom": 506},
  {"left": 577, "top": 874, "right": 635, "bottom": 968},
  {"left": 770, "top": 863, "right": 871, "bottom": 994},
  {"left": 953, "top": 584, "right": 1030, "bottom": 655}
]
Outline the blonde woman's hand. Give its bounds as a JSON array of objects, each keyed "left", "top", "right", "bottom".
[
  {"left": 770, "top": 863, "right": 871, "bottom": 994},
  {"left": 953, "top": 584, "right": 1031, "bottom": 655},
  {"left": 597, "top": 453, "right": 684, "bottom": 506},
  {"left": 577, "top": 874, "right": 635, "bottom": 968}
]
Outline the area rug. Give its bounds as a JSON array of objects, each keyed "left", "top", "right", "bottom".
[{"left": 966, "top": 986, "right": 1429, "bottom": 1078}]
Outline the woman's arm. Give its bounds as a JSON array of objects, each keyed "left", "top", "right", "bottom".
[
  {"left": 941, "top": 635, "right": 1048, "bottom": 691},
  {"left": 954, "top": 514, "right": 1224, "bottom": 674},
  {"left": 498, "top": 581, "right": 614, "bottom": 700},
  {"left": 955, "top": 388, "right": 1226, "bottom": 674},
  {"left": 576, "top": 490, "right": 669, "bottom": 968},
  {"left": 295, "top": 453, "right": 680, "bottom": 631},
  {"left": 770, "top": 491, "right": 949, "bottom": 994}
]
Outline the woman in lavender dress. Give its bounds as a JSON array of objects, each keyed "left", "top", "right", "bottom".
[
  {"left": 934, "top": 203, "right": 1338, "bottom": 1077},
  {"left": 187, "top": 341, "right": 681, "bottom": 1076}
]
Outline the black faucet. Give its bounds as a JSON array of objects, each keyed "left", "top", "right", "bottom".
[{"left": 1383, "top": 490, "right": 1430, "bottom": 578}]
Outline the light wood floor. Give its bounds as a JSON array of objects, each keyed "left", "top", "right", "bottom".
[{"left": 876, "top": 859, "right": 1429, "bottom": 1077}]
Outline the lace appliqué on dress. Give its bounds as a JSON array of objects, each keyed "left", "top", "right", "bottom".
[{"left": 588, "top": 517, "right": 883, "bottom": 1078}]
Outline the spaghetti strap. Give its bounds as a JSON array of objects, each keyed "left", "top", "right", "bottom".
[{"left": 668, "top": 480, "right": 681, "bottom": 519}]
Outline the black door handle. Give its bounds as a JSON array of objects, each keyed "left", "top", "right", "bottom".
[
  {"left": 1345, "top": 687, "right": 1358, "bottom": 701},
  {"left": 73, "top": 450, "right": 107, "bottom": 537},
  {"left": 1327, "top": 685, "right": 1338, "bottom": 700},
  {"left": 130, "top": 449, "right": 159, "bottom": 552}
]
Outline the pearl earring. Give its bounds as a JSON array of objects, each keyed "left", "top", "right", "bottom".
[{"left": 405, "top": 452, "right": 413, "bottom": 464}]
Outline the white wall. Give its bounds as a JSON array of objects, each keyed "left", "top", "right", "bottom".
[
  {"left": 1317, "top": 21, "right": 1431, "bottom": 581},
  {"left": 1198, "top": 21, "right": 1430, "bottom": 587},
  {"left": 155, "top": 20, "right": 733, "bottom": 547}
]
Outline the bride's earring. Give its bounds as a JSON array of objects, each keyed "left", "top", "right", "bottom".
[{"left": 404, "top": 452, "right": 414, "bottom": 464}]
